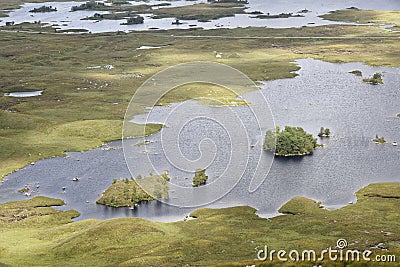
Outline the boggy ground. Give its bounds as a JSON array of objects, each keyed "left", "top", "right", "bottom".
[
  {"left": 0, "top": 8, "right": 399, "bottom": 266},
  {"left": 1, "top": 21, "right": 400, "bottom": 179},
  {"left": 0, "top": 183, "right": 399, "bottom": 266}
]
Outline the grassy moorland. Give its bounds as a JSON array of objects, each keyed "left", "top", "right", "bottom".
[
  {"left": 0, "top": 4, "right": 399, "bottom": 266},
  {"left": 1, "top": 23, "right": 400, "bottom": 178},
  {"left": 0, "top": 183, "right": 399, "bottom": 266},
  {"left": 152, "top": 2, "right": 247, "bottom": 21},
  {"left": 320, "top": 8, "right": 400, "bottom": 26}
]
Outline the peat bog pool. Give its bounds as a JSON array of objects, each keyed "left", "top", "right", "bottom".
[
  {"left": 0, "top": 59, "right": 399, "bottom": 222},
  {"left": 1, "top": 0, "right": 400, "bottom": 33}
]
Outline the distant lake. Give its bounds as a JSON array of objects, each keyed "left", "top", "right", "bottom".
[{"left": 0, "top": 0, "right": 399, "bottom": 33}]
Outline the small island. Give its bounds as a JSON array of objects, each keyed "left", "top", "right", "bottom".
[
  {"left": 192, "top": 169, "right": 208, "bottom": 187},
  {"left": 349, "top": 70, "right": 362, "bottom": 77},
  {"left": 121, "top": 16, "right": 144, "bottom": 25},
  {"left": 97, "top": 175, "right": 169, "bottom": 208},
  {"left": 363, "top": 72, "right": 383, "bottom": 85},
  {"left": 373, "top": 134, "right": 386, "bottom": 144},
  {"left": 254, "top": 13, "right": 304, "bottom": 19},
  {"left": 318, "top": 127, "right": 331, "bottom": 137},
  {"left": 263, "top": 126, "right": 318, "bottom": 156},
  {"left": 29, "top": 6, "right": 57, "bottom": 13},
  {"left": 71, "top": 2, "right": 105, "bottom": 11}
]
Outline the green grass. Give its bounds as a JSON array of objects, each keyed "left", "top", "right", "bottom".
[
  {"left": 152, "top": 2, "right": 247, "bottom": 22},
  {"left": 1, "top": 23, "right": 400, "bottom": 179},
  {"left": 0, "top": 183, "right": 399, "bottom": 266},
  {"left": 156, "top": 83, "right": 248, "bottom": 106},
  {"left": 320, "top": 8, "right": 400, "bottom": 26}
]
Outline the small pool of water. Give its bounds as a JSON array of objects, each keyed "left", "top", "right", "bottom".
[{"left": 4, "top": 90, "right": 43, "bottom": 97}]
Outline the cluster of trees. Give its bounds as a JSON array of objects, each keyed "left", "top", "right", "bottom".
[
  {"left": 71, "top": 1, "right": 105, "bottom": 11},
  {"left": 121, "top": 16, "right": 144, "bottom": 25},
  {"left": 192, "top": 169, "right": 208, "bottom": 187},
  {"left": 29, "top": 6, "right": 57, "bottom": 13},
  {"left": 318, "top": 127, "right": 331, "bottom": 137},
  {"left": 98, "top": 178, "right": 154, "bottom": 208},
  {"left": 363, "top": 72, "right": 383, "bottom": 85},
  {"left": 263, "top": 126, "right": 317, "bottom": 156}
]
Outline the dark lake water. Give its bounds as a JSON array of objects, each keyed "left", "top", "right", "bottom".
[
  {"left": 1, "top": 0, "right": 399, "bottom": 33},
  {"left": 1, "top": 59, "right": 399, "bottom": 222}
]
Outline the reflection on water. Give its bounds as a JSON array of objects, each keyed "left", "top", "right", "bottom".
[
  {"left": 0, "top": 59, "right": 399, "bottom": 222},
  {"left": 1, "top": 0, "right": 399, "bottom": 33}
]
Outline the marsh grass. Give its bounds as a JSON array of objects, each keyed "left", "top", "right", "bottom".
[
  {"left": 152, "top": 3, "right": 247, "bottom": 21},
  {"left": 1, "top": 23, "right": 400, "bottom": 178},
  {"left": 320, "top": 8, "right": 400, "bottom": 26},
  {"left": 0, "top": 183, "right": 398, "bottom": 266}
]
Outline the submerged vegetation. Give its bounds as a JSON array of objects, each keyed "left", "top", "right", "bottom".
[
  {"left": 363, "top": 72, "right": 384, "bottom": 85},
  {"left": 264, "top": 126, "right": 317, "bottom": 156},
  {"left": 192, "top": 169, "right": 208, "bottom": 187}
]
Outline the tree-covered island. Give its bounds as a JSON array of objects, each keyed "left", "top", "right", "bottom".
[
  {"left": 263, "top": 126, "right": 318, "bottom": 156},
  {"left": 97, "top": 175, "right": 169, "bottom": 208}
]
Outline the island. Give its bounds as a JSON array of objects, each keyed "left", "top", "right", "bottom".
[
  {"left": 263, "top": 126, "right": 318, "bottom": 156},
  {"left": 254, "top": 13, "right": 304, "bottom": 19},
  {"left": 97, "top": 175, "right": 169, "bottom": 208},
  {"left": 363, "top": 72, "right": 383, "bottom": 85},
  {"left": 192, "top": 169, "right": 208, "bottom": 187},
  {"left": 318, "top": 127, "right": 331, "bottom": 137},
  {"left": 349, "top": 70, "right": 362, "bottom": 77},
  {"left": 29, "top": 6, "right": 57, "bottom": 13},
  {"left": 71, "top": 2, "right": 105, "bottom": 11},
  {"left": 373, "top": 134, "right": 386, "bottom": 144},
  {"left": 121, "top": 16, "right": 144, "bottom": 25}
]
